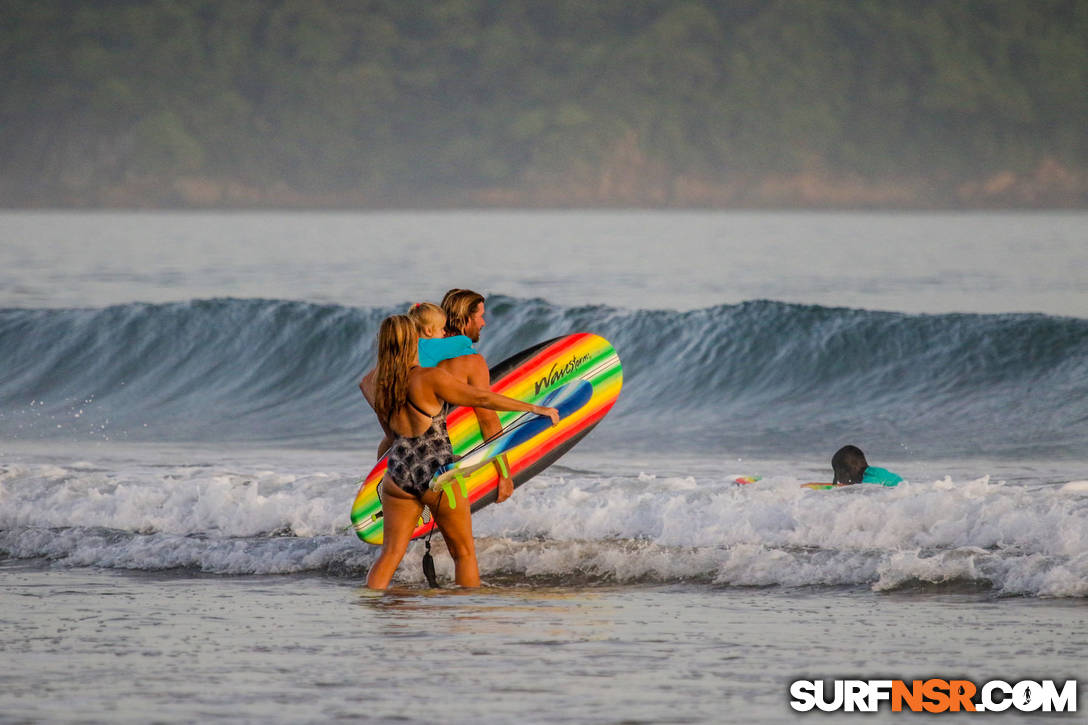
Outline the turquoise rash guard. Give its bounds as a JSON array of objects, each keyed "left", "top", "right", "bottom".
[
  {"left": 862, "top": 466, "right": 904, "bottom": 486},
  {"left": 418, "top": 335, "right": 476, "bottom": 367}
]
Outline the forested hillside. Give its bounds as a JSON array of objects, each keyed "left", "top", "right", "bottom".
[{"left": 2, "top": 0, "right": 1085, "bottom": 207}]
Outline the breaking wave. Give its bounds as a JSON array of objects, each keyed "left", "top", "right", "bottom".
[{"left": 1, "top": 297, "right": 1085, "bottom": 457}]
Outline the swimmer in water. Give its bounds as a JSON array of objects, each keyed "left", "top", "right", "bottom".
[{"left": 831, "top": 445, "right": 903, "bottom": 486}]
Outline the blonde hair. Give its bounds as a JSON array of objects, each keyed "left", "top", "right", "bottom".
[
  {"left": 406, "top": 302, "right": 445, "bottom": 336},
  {"left": 374, "top": 315, "right": 418, "bottom": 422},
  {"left": 441, "top": 288, "right": 485, "bottom": 336}
]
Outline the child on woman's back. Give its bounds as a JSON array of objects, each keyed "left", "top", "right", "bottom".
[{"left": 406, "top": 302, "right": 475, "bottom": 368}]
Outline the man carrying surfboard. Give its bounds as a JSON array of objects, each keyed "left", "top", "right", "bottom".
[{"left": 437, "top": 289, "right": 516, "bottom": 502}]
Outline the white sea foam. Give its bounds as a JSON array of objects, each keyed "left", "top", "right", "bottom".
[
  {"left": 474, "top": 471, "right": 1088, "bottom": 595},
  {"left": 2, "top": 459, "right": 1086, "bottom": 595},
  {"left": 0, "top": 460, "right": 353, "bottom": 537}
]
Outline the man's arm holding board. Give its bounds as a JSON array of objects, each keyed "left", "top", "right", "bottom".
[{"left": 440, "top": 353, "right": 516, "bottom": 502}]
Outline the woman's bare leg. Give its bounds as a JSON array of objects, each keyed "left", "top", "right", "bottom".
[
  {"left": 422, "top": 484, "right": 479, "bottom": 587},
  {"left": 366, "top": 480, "right": 424, "bottom": 590}
]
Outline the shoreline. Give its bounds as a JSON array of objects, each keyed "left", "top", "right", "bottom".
[{"left": 5, "top": 160, "right": 1085, "bottom": 211}]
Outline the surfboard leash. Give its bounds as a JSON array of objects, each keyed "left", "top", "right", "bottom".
[{"left": 421, "top": 490, "right": 443, "bottom": 588}]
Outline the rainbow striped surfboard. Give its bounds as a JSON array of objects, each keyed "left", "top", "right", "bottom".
[{"left": 350, "top": 333, "right": 623, "bottom": 546}]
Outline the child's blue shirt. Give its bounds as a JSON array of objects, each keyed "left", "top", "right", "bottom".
[{"left": 418, "top": 335, "right": 476, "bottom": 367}]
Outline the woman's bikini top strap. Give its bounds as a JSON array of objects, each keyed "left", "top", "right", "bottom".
[
  {"left": 387, "top": 366, "right": 441, "bottom": 423},
  {"left": 406, "top": 395, "right": 441, "bottom": 420}
]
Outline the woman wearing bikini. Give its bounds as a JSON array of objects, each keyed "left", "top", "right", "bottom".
[{"left": 362, "top": 314, "right": 559, "bottom": 590}]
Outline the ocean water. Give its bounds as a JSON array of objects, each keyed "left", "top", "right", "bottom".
[{"left": 1, "top": 211, "right": 1086, "bottom": 723}]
